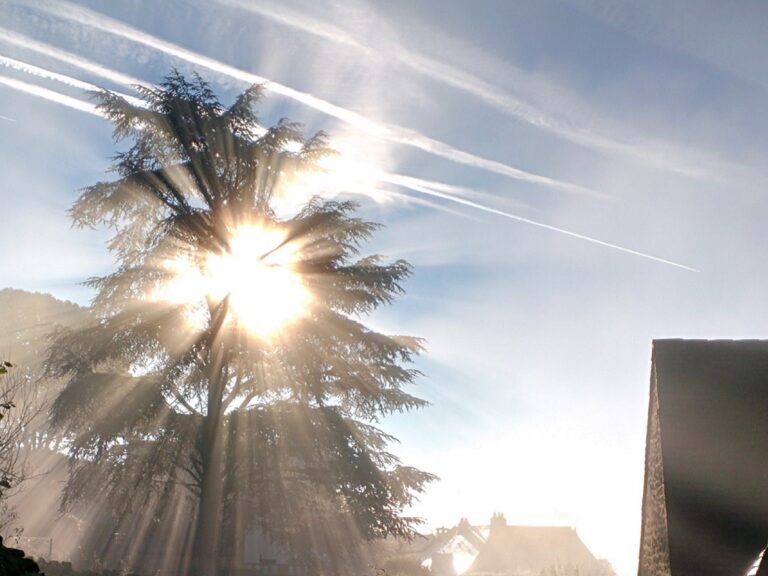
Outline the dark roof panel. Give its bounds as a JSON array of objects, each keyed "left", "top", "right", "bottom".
[{"left": 645, "top": 340, "right": 768, "bottom": 576}]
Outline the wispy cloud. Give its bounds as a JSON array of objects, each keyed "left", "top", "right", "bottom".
[
  {"left": 0, "top": 27, "right": 143, "bottom": 89},
  {"left": 570, "top": 0, "right": 768, "bottom": 94},
  {"left": 215, "top": 0, "right": 369, "bottom": 52},
  {"left": 0, "top": 74, "right": 101, "bottom": 115},
  {"left": 31, "top": 0, "right": 601, "bottom": 198},
  {"left": 213, "top": 0, "right": 710, "bottom": 178}
]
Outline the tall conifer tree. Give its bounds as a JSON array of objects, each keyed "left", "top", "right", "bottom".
[{"left": 46, "top": 71, "right": 433, "bottom": 576}]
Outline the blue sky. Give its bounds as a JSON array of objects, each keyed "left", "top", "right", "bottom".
[{"left": 3, "top": 1, "right": 768, "bottom": 573}]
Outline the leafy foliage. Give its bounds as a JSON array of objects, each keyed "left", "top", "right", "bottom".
[{"left": 46, "top": 71, "right": 434, "bottom": 574}]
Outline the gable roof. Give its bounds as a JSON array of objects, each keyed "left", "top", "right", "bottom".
[
  {"left": 639, "top": 340, "right": 768, "bottom": 576},
  {"left": 471, "top": 525, "right": 597, "bottom": 574}
]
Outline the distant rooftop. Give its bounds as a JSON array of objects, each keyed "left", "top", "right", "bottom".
[
  {"left": 423, "top": 513, "right": 602, "bottom": 575},
  {"left": 473, "top": 522, "right": 597, "bottom": 574}
]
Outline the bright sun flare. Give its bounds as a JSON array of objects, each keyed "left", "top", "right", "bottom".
[{"left": 156, "top": 225, "right": 310, "bottom": 338}]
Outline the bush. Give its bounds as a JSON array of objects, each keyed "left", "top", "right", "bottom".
[{"left": 0, "top": 535, "right": 40, "bottom": 575}]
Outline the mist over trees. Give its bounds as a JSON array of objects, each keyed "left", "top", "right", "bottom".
[
  {"left": 0, "top": 289, "right": 90, "bottom": 534},
  {"left": 43, "top": 72, "right": 434, "bottom": 576}
]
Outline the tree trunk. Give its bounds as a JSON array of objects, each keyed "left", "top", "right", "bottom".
[
  {"left": 191, "top": 340, "right": 227, "bottom": 576},
  {"left": 192, "top": 410, "right": 225, "bottom": 576}
]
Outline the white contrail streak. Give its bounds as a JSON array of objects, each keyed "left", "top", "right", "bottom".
[
  {"left": 0, "top": 114, "right": 15, "bottom": 122},
  {"left": 383, "top": 173, "right": 537, "bottom": 211},
  {"left": 215, "top": 0, "right": 368, "bottom": 51},
  {"left": 0, "top": 27, "right": 143, "bottom": 89},
  {"left": 382, "top": 173, "right": 698, "bottom": 272},
  {"left": 213, "top": 0, "right": 708, "bottom": 178},
  {"left": 0, "top": 54, "right": 96, "bottom": 91},
  {"left": 0, "top": 74, "right": 102, "bottom": 115},
  {"left": 0, "top": 68, "right": 694, "bottom": 272},
  {"left": 0, "top": 55, "right": 143, "bottom": 105},
  {"left": 34, "top": 0, "right": 601, "bottom": 197}
]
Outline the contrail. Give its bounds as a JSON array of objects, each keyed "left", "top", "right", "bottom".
[
  {"left": 384, "top": 172, "right": 538, "bottom": 211},
  {"left": 214, "top": 0, "right": 368, "bottom": 52},
  {"left": 0, "top": 70, "right": 694, "bottom": 272},
  {"left": 213, "top": 0, "right": 708, "bottom": 179},
  {"left": 0, "top": 55, "right": 143, "bottom": 105},
  {"left": 0, "top": 114, "right": 15, "bottom": 122},
  {"left": 0, "top": 55, "right": 97, "bottom": 91},
  {"left": 382, "top": 173, "right": 699, "bottom": 272},
  {"left": 33, "top": 0, "right": 602, "bottom": 198},
  {"left": 0, "top": 74, "right": 102, "bottom": 115},
  {"left": 0, "top": 27, "right": 143, "bottom": 89},
  {"left": 0, "top": 65, "right": 479, "bottom": 215}
]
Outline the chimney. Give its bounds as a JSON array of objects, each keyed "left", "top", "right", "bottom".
[{"left": 489, "top": 512, "right": 507, "bottom": 537}]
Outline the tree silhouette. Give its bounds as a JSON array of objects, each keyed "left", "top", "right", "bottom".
[{"left": 46, "top": 71, "right": 434, "bottom": 575}]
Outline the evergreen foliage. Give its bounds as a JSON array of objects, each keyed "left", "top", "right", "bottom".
[{"left": 45, "top": 71, "right": 434, "bottom": 575}]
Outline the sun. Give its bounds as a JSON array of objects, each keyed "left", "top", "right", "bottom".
[
  {"left": 155, "top": 224, "right": 310, "bottom": 338},
  {"left": 206, "top": 225, "right": 310, "bottom": 336}
]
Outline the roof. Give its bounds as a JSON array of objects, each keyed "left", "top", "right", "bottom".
[
  {"left": 471, "top": 525, "right": 597, "bottom": 573},
  {"left": 639, "top": 340, "right": 768, "bottom": 576}
]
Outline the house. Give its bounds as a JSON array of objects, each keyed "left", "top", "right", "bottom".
[
  {"left": 421, "top": 513, "right": 607, "bottom": 576},
  {"left": 638, "top": 340, "right": 768, "bottom": 576},
  {"left": 420, "top": 517, "right": 489, "bottom": 575}
]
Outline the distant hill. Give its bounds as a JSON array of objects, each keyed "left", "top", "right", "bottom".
[{"left": 0, "top": 289, "right": 92, "bottom": 556}]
